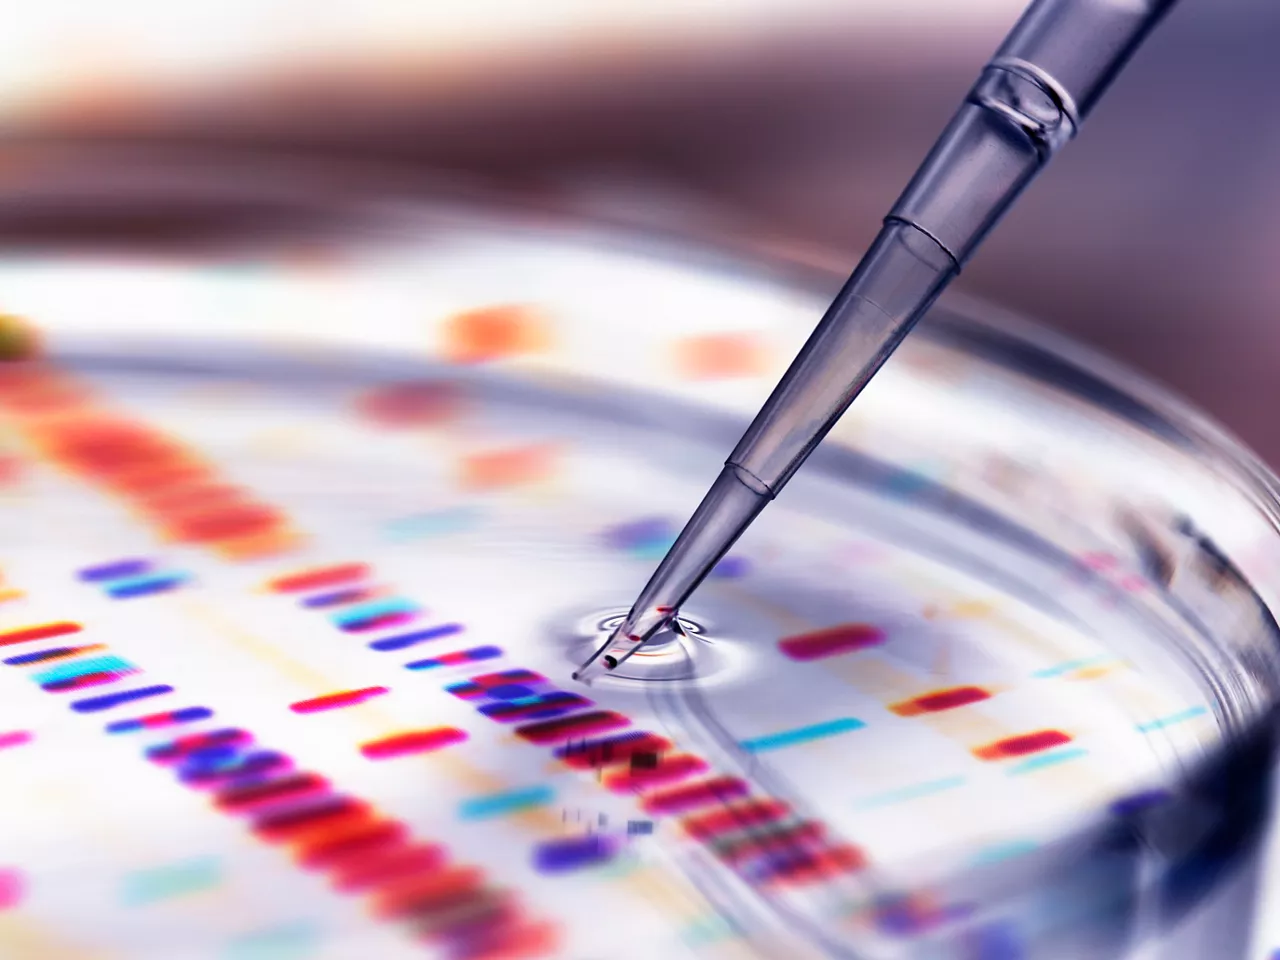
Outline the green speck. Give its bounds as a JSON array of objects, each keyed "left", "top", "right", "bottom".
[
  {"left": 122, "top": 857, "right": 220, "bottom": 906},
  {"left": 223, "top": 922, "right": 318, "bottom": 960},
  {"left": 682, "top": 916, "right": 738, "bottom": 948}
]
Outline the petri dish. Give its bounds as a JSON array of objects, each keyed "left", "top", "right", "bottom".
[{"left": 0, "top": 159, "right": 1276, "bottom": 960}]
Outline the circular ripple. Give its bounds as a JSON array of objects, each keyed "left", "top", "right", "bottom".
[{"left": 550, "top": 607, "right": 740, "bottom": 688}]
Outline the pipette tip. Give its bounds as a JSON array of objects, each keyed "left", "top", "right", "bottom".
[
  {"left": 572, "top": 620, "right": 659, "bottom": 684},
  {"left": 572, "top": 636, "right": 629, "bottom": 684}
]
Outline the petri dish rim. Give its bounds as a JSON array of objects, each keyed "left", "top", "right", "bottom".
[{"left": 0, "top": 146, "right": 1276, "bottom": 956}]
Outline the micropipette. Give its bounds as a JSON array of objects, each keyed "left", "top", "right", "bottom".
[{"left": 574, "top": 0, "right": 1179, "bottom": 682}]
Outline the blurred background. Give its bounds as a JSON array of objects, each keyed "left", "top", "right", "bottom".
[{"left": 0, "top": 0, "right": 1273, "bottom": 462}]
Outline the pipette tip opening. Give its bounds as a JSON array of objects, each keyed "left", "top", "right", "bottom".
[
  {"left": 572, "top": 641, "right": 622, "bottom": 684},
  {"left": 573, "top": 629, "right": 643, "bottom": 680}
]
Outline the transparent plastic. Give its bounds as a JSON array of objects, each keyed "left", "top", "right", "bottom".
[{"left": 578, "top": 0, "right": 1180, "bottom": 680}]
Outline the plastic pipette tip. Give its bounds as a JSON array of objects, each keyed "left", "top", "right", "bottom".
[
  {"left": 573, "top": 611, "right": 690, "bottom": 684},
  {"left": 571, "top": 640, "right": 622, "bottom": 684}
]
